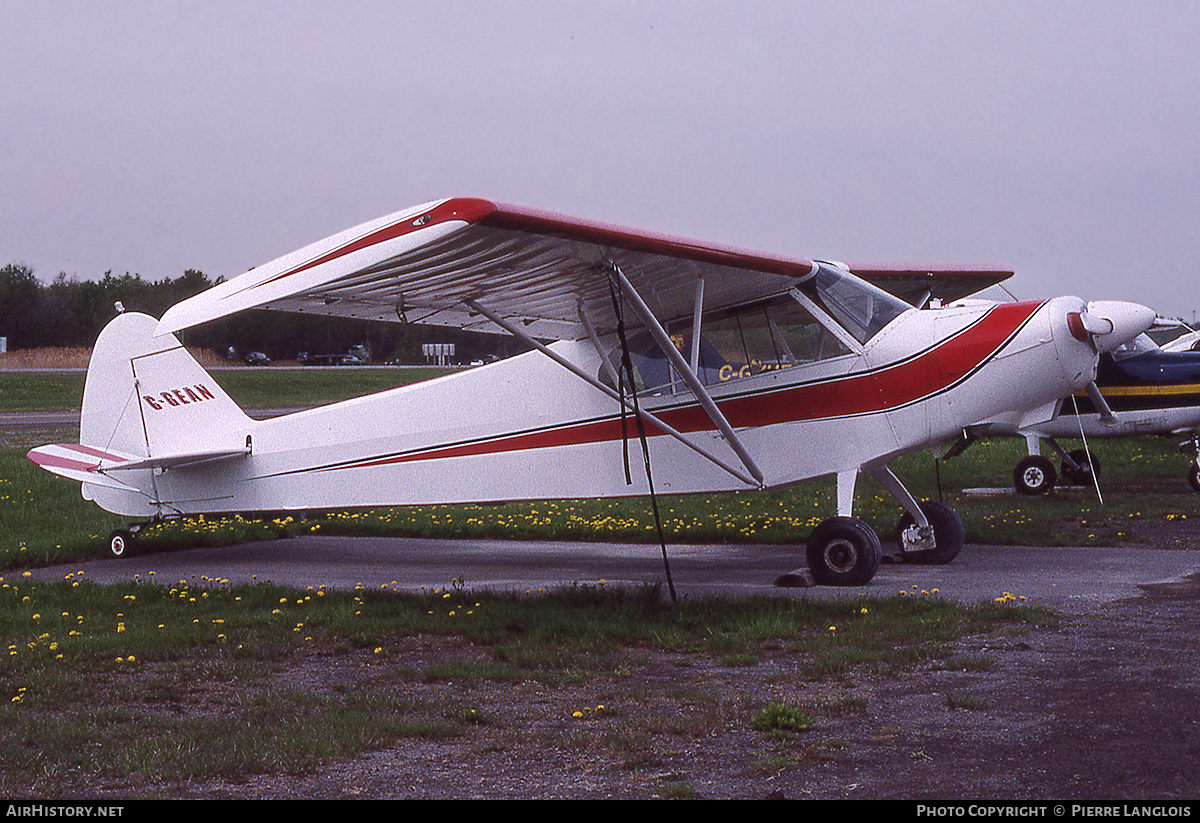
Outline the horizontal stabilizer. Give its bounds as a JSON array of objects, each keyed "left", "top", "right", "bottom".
[
  {"left": 109, "top": 445, "right": 251, "bottom": 471},
  {"left": 27, "top": 442, "right": 250, "bottom": 487},
  {"left": 26, "top": 443, "right": 143, "bottom": 491}
]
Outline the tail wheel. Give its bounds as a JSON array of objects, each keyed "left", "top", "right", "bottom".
[
  {"left": 806, "top": 517, "right": 881, "bottom": 586},
  {"left": 1061, "top": 448, "right": 1100, "bottom": 486},
  {"left": 895, "top": 501, "right": 966, "bottom": 565},
  {"left": 108, "top": 530, "right": 135, "bottom": 559},
  {"left": 1014, "top": 455, "right": 1056, "bottom": 495}
]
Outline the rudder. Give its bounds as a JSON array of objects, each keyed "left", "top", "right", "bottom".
[{"left": 81, "top": 311, "right": 251, "bottom": 470}]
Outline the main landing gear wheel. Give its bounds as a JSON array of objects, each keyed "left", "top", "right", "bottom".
[
  {"left": 806, "top": 517, "right": 882, "bottom": 586},
  {"left": 895, "top": 501, "right": 965, "bottom": 565},
  {"left": 108, "top": 530, "right": 135, "bottom": 559},
  {"left": 1061, "top": 448, "right": 1100, "bottom": 486},
  {"left": 1189, "top": 465, "right": 1200, "bottom": 494},
  {"left": 1014, "top": 455, "right": 1056, "bottom": 495}
]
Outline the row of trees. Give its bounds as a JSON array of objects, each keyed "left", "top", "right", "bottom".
[{"left": 0, "top": 263, "right": 513, "bottom": 364}]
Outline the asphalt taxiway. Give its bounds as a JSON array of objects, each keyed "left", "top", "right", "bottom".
[{"left": 21, "top": 535, "right": 1200, "bottom": 613}]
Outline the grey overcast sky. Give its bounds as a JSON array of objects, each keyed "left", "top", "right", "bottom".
[{"left": 3, "top": 0, "right": 1198, "bottom": 319}]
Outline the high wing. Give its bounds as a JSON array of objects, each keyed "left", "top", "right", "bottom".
[
  {"left": 158, "top": 198, "right": 816, "bottom": 340},
  {"left": 849, "top": 265, "right": 1013, "bottom": 306},
  {"left": 156, "top": 197, "right": 1009, "bottom": 339}
]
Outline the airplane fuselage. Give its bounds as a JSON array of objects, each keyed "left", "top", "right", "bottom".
[{"left": 81, "top": 295, "right": 1098, "bottom": 518}]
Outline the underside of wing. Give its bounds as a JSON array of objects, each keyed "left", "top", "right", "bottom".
[
  {"left": 157, "top": 198, "right": 817, "bottom": 341},
  {"left": 156, "top": 197, "right": 1014, "bottom": 340},
  {"left": 850, "top": 265, "right": 1014, "bottom": 306}
]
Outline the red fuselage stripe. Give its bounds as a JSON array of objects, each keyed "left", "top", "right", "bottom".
[{"left": 314, "top": 301, "right": 1042, "bottom": 473}]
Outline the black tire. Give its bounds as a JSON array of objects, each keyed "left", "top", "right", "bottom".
[
  {"left": 1061, "top": 448, "right": 1100, "bottom": 486},
  {"left": 1189, "top": 464, "right": 1200, "bottom": 494},
  {"left": 108, "top": 530, "right": 135, "bottom": 559},
  {"left": 894, "top": 501, "right": 966, "bottom": 565},
  {"left": 1014, "top": 455, "right": 1056, "bottom": 495},
  {"left": 806, "top": 517, "right": 881, "bottom": 586}
]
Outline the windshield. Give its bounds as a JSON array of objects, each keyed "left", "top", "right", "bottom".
[
  {"left": 1112, "top": 333, "right": 1160, "bottom": 360},
  {"left": 599, "top": 293, "right": 853, "bottom": 395},
  {"left": 795, "top": 263, "right": 911, "bottom": 344}
]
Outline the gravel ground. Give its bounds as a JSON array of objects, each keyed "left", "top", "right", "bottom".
[
  {"left": 129, "top": 569, "right": 1200, "bottom": 800},
  {"left": 18, "top": 513, "right": 1200, "bottom": 801}
]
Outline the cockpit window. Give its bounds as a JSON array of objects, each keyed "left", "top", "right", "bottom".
[
  {"left": 598, "top": 265, "right": 910, "bottom": 396},
  {"left": 698, "top": 295, "right": 851, "bottom": 382},
  {"left": 1112, "top": 333, "right": 1159, "bottom": 360},
  {"left": 600, "top": 293, "right": 853, "bottom": 395},
  {"left": 795, "top": 263, "right": 910, "bottom": 344}
]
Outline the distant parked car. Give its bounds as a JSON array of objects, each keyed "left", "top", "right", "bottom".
[{"left": 244, "top": 352, "right": 271, "bottom": 366}]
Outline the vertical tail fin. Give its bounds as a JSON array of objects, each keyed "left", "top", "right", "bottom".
[
  {"left": 29, "top": 311, "right": 252, "bottom": 517},
  {"left": 81, "top": 311, "right": 251, "bottom": 460},
  {"left": 23, "top": 311, "right": 254, "bottom": 517}
]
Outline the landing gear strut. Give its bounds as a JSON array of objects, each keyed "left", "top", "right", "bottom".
[
  {"left": 1183, "top": 433, "right": 1200, "bottom": 493},
  {"left": 795, "top": 465, "right": 965, "bottom": 586},
  {"left": 867, "top": 465, "right": 965, "bottom": 565}
]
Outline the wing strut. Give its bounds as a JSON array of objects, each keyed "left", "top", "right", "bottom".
[
  {"left": 464, "top": 298, "right": 760, "bottom": 488},
  {"left": 1085, "top": 381, "right": 1117, "bottom": 424},
  {"left": 609, "top": 265, "right": 765, "bottom": 487}
]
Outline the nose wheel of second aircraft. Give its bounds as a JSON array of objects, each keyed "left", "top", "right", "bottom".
[{"left": 1014, "top": 455, "right": 1057, "bottom": 495}]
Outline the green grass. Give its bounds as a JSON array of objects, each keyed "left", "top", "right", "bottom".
[
  {"left": 751, "top": 701, "right": 816, "bottom": 734},
  {"left": 0, "top": 372, "right": 87, "bottom": 412},
  {"left": 0, "top": 367, "right": 452, "bottom": 412},
  {"left": 3, "top": 423, "right": 1198, "bottom": 572},
  {"left": 0, "top": 574, "right": 1051, "bottom": 794}
]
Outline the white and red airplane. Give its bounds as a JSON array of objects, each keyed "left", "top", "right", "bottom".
[{"left": 27, "top": 197, "right": 1156, "bottom": 585}]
